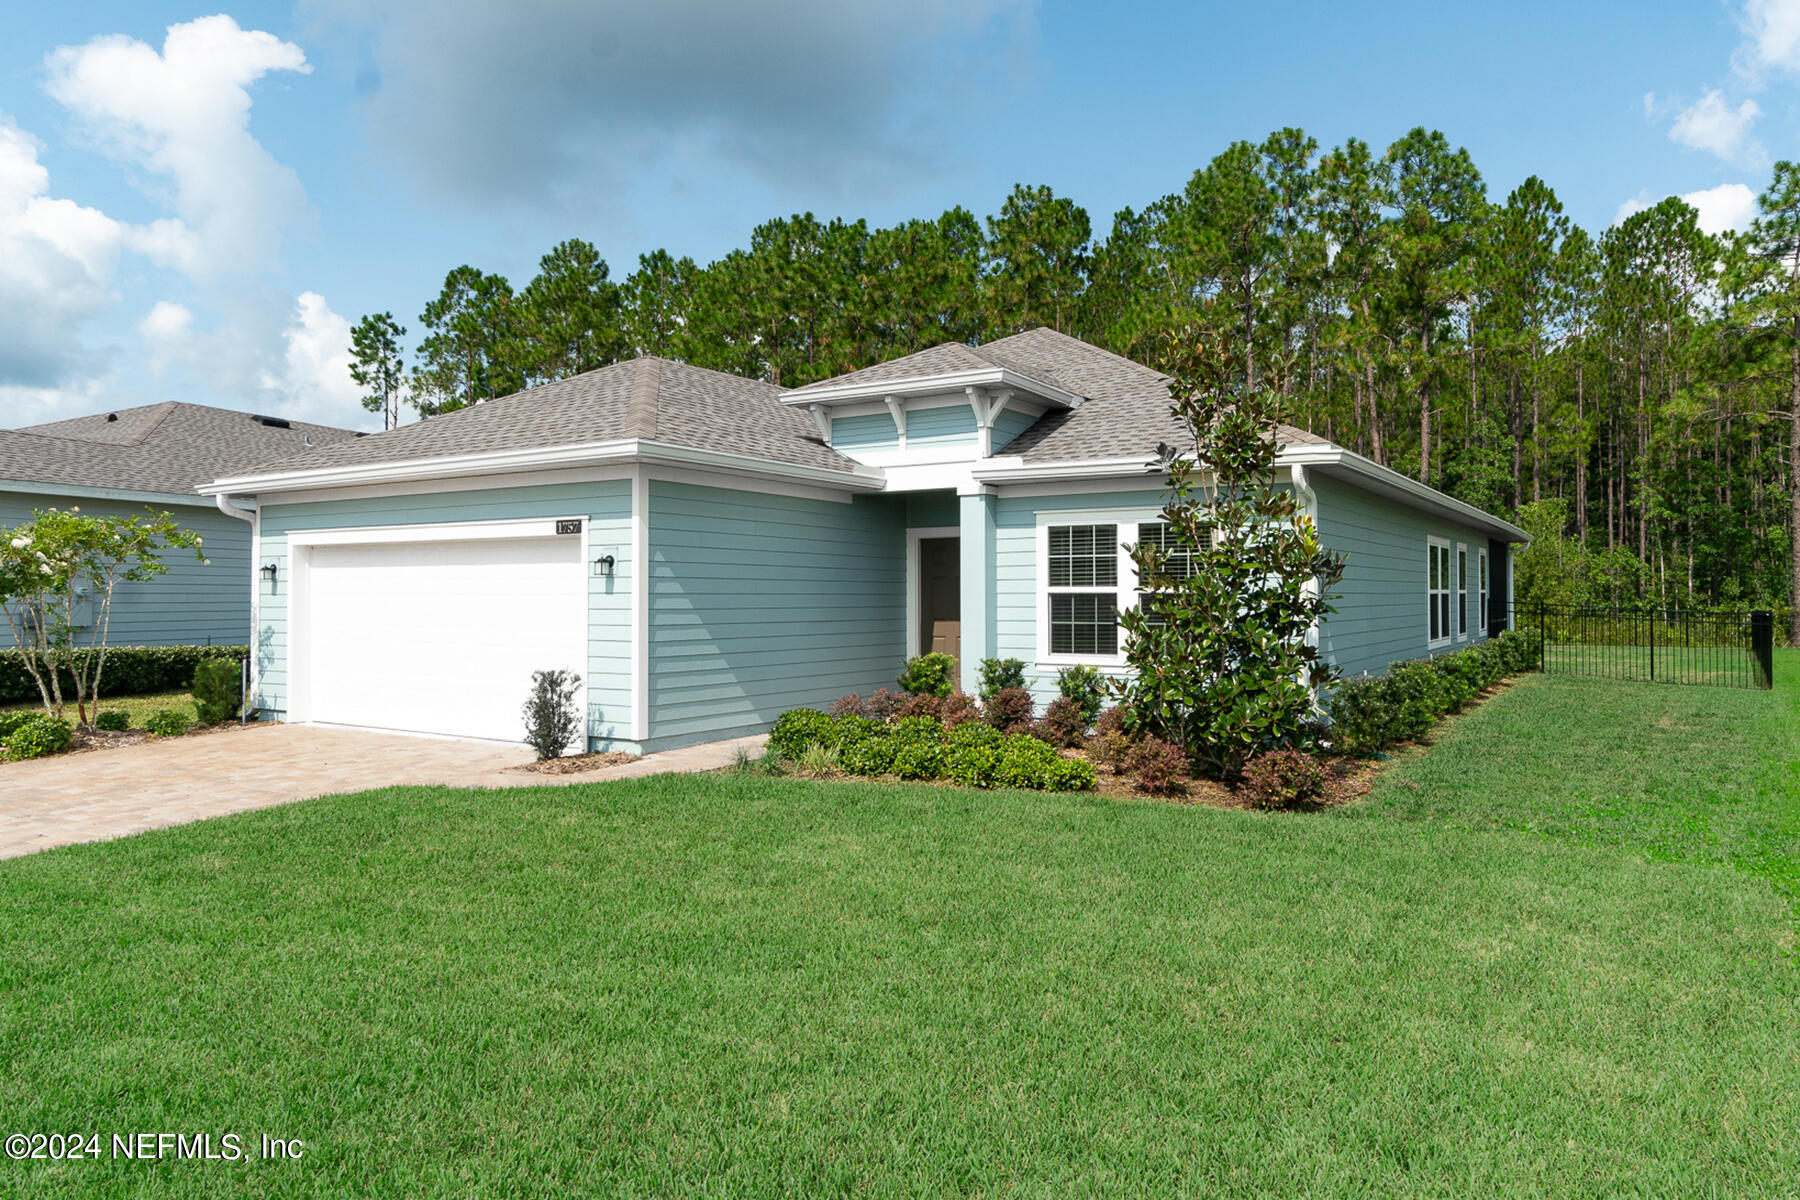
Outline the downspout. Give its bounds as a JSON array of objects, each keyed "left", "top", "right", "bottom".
[
  {"left": 213, "top": 493, "right": 259, "bottom": 721},
  {"left": 1291, "top": 463, "right": 1325, "bottom": 711}
]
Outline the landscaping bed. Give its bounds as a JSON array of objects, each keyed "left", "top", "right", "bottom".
[{"left": 508, "top": 749, "right": 639, "bottom": 775}]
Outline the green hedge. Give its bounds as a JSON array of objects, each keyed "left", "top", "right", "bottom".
[
  {"left": 0, "top": 645, "right": 247, "bottom": 705},
  {"left": 768, "top": 707, "right": 1095, "bottom": 792},
  {"left": 1327, "top": 629, "right": 1542, "bottom": 757}
]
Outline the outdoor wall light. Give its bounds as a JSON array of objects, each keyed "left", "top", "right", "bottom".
[
  {"left": 260, "top": 562, "right": 279, "bottom": 588},
  {"left": 593, "top": 554, "right": 615, "bottom": 578}
]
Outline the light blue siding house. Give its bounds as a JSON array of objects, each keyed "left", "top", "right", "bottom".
[
  {"left": 0, "top": 403, "right": 358, "bottom": 649},
  {"left": 203, "top": 330, "right": 1526, "bottom": 753}
]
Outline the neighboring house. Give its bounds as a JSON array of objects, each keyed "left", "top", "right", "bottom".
[
  {"left": 202, "top": 329, "right": 1527, "bottom": 753},
  {"left": 0, "top": 402, "right": 360, "bottom": 649}
]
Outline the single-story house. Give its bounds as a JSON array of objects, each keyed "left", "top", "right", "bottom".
[
  {"left": 202, "top": 329, "right": 1527, "bottom": 754},
  {"left": 0, "top": 402, "right": 358, "bottom": 649}
]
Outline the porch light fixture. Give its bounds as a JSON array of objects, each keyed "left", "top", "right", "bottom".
[
  {"left": 593, "top": 554, "right": 615, "bottom": 578},
  {"left": 260, "top": 562, "right": 278, "bottom": 588}
]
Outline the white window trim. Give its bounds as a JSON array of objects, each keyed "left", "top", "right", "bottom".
[
  {"left": 1478, "top": 547, "right": 1490, "bottom": 637},
  {"left": 1456, "top": 542, "right": 1469, "bottom": 642},
  {"left": 1034, "top": 507, "right": 1168, "bottom": 668},
  {"left": 1427, "top": 536, "right": 1452, "bottom": 649}
]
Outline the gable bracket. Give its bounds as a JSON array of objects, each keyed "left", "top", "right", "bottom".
[
  {"left": 807, "top": 404, "right": 832, "bottom": 443},
  {"left": 883, "top": 394, "right": 907, "bottom": 447},
  {"left": 967, "top": 386, "right": 1014, "bottom": 456}
]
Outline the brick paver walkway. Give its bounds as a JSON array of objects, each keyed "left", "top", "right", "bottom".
[{"left": 0, "top": 724, "right": 765, "bottom": 860}]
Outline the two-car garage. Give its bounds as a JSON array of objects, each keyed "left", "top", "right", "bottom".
[{"left": 282, "top": 520, "right": 589, "bottom": 748}]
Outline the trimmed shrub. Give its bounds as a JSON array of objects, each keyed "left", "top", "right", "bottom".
[
  {"left": 1045, "top": 755, "right": 1098, "bottom": 792},
  {"left": 947, "top": 721, "right": 1005, "bottom": 749},
  {"left": 2, "top": 715, "right": 73, "bottom": 760},
  {"left": 893, "top": 692, "right": 944, "bottom": 722},
  {"left": 1035, "top": 695, "right": 1089, "bottom": 748},
  {"left": 1056, "top": 664, "right": 1107, "bottom": 723},
  {"left": 0, "top": 711, "right": 36, "bottom": 740},
  {"left": 983, "top": 687, "right": 1034, "bottom": 734},
  {"left": 93, "top": 710, "right": 130, "bottom": 732},
  {"left": 1094, "top": 706, "right": 1131, "bottom": 738},
  {"left": 1239, "top": 748, "right": 1327, "bottom": 810},
  {"left": 945, "top": 740, "right": 1004, "bottom": 789},
  {"left": 521, "top": 669, "right": 583, "bottom": 759},
  {"left": 889, "top": 715, "right": 946, "bottom": 748},
  {"left": 144, "top": 708, "right": 192, "bottom": 738},
  {"left": 192, "top": 657, "right": 243, "bottom": 724},
  {"left": 940, "top": 692, "right": 982, "bottom": 729},
  {"left": 828, "top": 694, "right": 867, "bottom": 718},
  {"left": 0, "top": 645, "right": 247, "bottom": 706},
  {"left": 893, "top": 740, "right": 945, "bottom": 780},
  {"left": 829, "top": 714, "right": 882, "bottom": 748},
  {"left": 767, "top": 708, "right": 836, "bottom": 760},
  {"left": 863, "top": 687, "right": 905, "bottom": 721},
  {"left": 897, "top": 653, "right": 956, "bottom": 698},
  {"left": 1088, "top": 729, "right": 1135, "bottom": 774},
  {"left": 992, "top": 734, "right": 1094, "bottom": 791},
  {"left": 977, "top": 657, "right": 1026, "bottom": 701},
  {"left": 841, "top": 727, "right": 898, "bottom": 775},
  {"left": 1129, "top": 737, "right": 1189, "bottom": 796},
  {"left": 1326, "top": 631, "right": 1542, "bottom": 758}
]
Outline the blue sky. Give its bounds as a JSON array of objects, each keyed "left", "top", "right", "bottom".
[{"left": 0, "top": 1, "right": 1791, "bottom": 431}]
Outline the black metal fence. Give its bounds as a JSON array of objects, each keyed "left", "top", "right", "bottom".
[{"left": 1510, "top": 603, "right": 1774, "bottom": 690}]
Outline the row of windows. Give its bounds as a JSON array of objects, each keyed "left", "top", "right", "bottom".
[{"left": 1043, "top": 522, "right": 1493, "bottom": 662}]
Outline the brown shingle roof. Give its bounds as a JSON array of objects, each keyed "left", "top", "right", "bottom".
[{"left": 1, "top": 402, "right": 359, "bottom": 498}]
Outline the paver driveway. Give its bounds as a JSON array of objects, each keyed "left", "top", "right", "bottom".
[{"left": 0, "top": 724, "right": 543, "bottom": 859}]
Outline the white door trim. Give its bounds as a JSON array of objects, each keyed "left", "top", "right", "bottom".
[{"left": 905, "top": 526, "right": 959, "bottom": 659}]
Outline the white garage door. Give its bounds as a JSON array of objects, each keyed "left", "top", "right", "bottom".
[{"left": 300, "top": 535, "right": 587, "bottom": 746}]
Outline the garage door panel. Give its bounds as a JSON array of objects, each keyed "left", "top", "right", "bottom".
[{"left": 302, "top": 537, "right": 587, "bottom": 746}]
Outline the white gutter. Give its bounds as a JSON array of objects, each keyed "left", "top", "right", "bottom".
[
  {"left": 782, "top": 366, "right": 1086, "bottom": 411},
  {"left": 972, "top": 445, "right": 1528, "bottom": 543},
  {"left": 214, "top": 492, "right": 257, "bottom": 522},
  {"left": 201, "top": 438, "right": 887, "bottom": 498}
]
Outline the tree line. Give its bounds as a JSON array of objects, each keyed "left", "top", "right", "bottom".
[{"left": 348, "top": 126, "right": 1800, "bottom": 635}]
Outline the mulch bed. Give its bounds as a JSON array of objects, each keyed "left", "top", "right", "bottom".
[
  {"left": 1087, "top": 752, "right": 1378, "bottom": 811},
  {"left": 56, "top": 723, "right": 240, "bottom": 758},
  {"left": 509, "top": 751, "right": 640, "bottom": 776}
]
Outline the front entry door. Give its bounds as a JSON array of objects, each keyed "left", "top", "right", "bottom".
[{"left": 919, "top": 537, "right": 961, "bottom": 671}]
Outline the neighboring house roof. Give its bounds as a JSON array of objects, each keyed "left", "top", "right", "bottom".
[
  {"left": 0, "top": 402, "right": 358, "bottom": 500},
  {"left": 226, "top": 357, "right": 860, "bottom": 480}
]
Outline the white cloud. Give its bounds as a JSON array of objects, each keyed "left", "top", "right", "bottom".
[
  {"left": 1614, "top": 182, "right": 1759, "bottom": 235},
  {"left": 1735, "top": 0, "right": 1800, "bottom": 79},
  {"left": 302, "top": 0, "right": 1037, "bottom": 208},
  {"left": 0, "top": 115, "right": 123, "bottom": 389},
  {"left": 42, "top": 14, "right": 312, "bottom": 281},
  {"left": 1667, "top": 90, "right": 1763, "bottom": 164},
  {"left": 138, "top": 300, "right": 194, "bottom": 376},
  {"left": 257, "top": 291, "right": 363, "bottom": 425}
]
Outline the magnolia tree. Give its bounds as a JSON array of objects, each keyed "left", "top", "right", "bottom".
[
  {"left": 1117, "top": 336, "right": 1346, "bottom": 779},
  {"left": 0, "top": 508, "right": 204, "bottom": 724}
]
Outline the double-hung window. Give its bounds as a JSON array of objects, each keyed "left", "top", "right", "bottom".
[
  {"left": 1047, "top": 523, "right": 1121, "bottom": 658},
  {"left": 1456, "top": 544, "right": 1469, "bottom": 640},
  {"left": 1478, "top": 548, "right": 1490, "bottom": 634},
  {"left": 1039, "top": 512, "right": 1208, "bottom": 664},
  {"left": 1427, "top": 538, "right": 1452, "bottom": 647}
]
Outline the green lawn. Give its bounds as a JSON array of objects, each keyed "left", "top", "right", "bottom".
[
  {"left": 1, "top": 689, "right": 196, "bottom": 726},
  {"left": 1, "top": 662, "right": 1796, "bottom": 1197}
]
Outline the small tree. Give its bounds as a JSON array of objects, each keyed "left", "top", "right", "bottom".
[
  {"left": 522, "top": 669, "right": 583, "bottom": 759},
  {"left": 0, "top": 508, "right": 204, "bottom": 724},
  {"left": 1117, "top": 335, "right": 1345, "bottom": 779}
]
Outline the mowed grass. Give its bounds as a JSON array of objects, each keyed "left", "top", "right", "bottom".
[
  {"left": 1, "top": 668, "right": 1797, "bottom": 1196},
  {"left": 1, "top": 689, "right": 196, "bottom": 726}
]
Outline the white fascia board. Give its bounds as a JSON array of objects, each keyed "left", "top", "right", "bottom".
[
  {"left": 1276, "top": 445, "right": 1530, "bottom": 543},
  {"left": 970, "top": 456, "right": 1161, "bottom": 484},
  {"left": 781, "top": 367, "right": 1085, "bottom": 411},
  {"left": 0, "top": 479, "right": 211, "bottom": 508},
  {"left": 202, "top": 438, "right": 886, "bottom": 498}
]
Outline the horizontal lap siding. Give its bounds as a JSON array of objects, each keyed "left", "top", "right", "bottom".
[
  {"left": 1313, "top": 473, "right": 1493, "bottom": 680},
  {"left": 993, "top": 488, "right": 1165, "bottom": 708},
  {"left": 907, "top": 405, "right": 977, "bottom": 448},
  {"left": 904, "top": 491, "right": 959, "bottom": 529},
  {"left": 991, "top": 408, "right": 1038, "bottom": 452},
  {"left": 0, "top": 493, "right": 249, "bottom": 649},
  {"left": 255, "top": 481, "right": 632, "bottom": 739},
  {"left": 648, "top": 482, "right": 904, "bottom": 741},
  {"left": 830, "top": 413, "right": 898, "bottom": 453}
]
